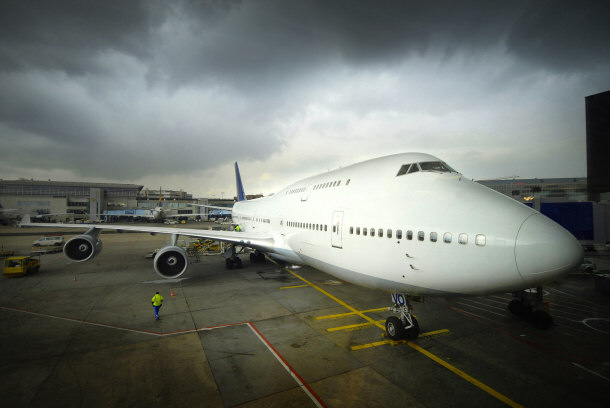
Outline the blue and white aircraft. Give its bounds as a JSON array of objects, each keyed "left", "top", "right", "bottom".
[{"left": 20, "top": 153, "right": 583, "bottom": 337}]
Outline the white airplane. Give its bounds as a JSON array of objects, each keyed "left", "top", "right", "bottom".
[
  {"left": 104, "top": 190, "right": 203, "bottom": 222},
  {"left": 20, "top": 153, "right": 583, "bottom": 337}
]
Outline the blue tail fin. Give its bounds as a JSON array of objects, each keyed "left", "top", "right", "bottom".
[{"left": 235, "top": 162, "right": 246, "bottom": 202}]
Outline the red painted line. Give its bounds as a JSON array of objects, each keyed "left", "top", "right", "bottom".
[
  {"left": 247, "top": 322, "right": 327, "bottom": 408},
  {"left": 0, "top": 306, "right": 326, "bottom": 407},
  {"left": 0, "top": 306, "right": 163, "bottom": 336}
]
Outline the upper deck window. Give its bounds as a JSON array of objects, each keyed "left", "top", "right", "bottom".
[{"left": 396, "top": 161, "right": 456, "bottom": 176}]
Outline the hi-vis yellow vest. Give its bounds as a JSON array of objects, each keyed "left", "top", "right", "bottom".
[{"left": 152, "top": 294, "right": 163, "bottom": 306}]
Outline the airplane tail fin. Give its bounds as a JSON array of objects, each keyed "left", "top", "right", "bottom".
[{"left": 235, "top": 162, "right": 246, "bottom": 202}]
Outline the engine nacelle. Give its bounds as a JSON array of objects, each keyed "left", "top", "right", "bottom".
[
  {"left": 154, "top": 246, "right": 188, "bottom": 278},
  {"left": 63, "top": 233, "right": 103, "bottom": 262}
]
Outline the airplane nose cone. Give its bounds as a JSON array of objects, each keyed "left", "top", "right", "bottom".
[{"left": 515, "top": 214, "right": 583, "bottom": 286}]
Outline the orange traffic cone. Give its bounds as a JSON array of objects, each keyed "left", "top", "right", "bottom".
[
  {"left": 73, "top": 275, "right": 77, "bottom": 282},
  {"left": 170, "top": 288, "right": 175, "bottom": 297}
]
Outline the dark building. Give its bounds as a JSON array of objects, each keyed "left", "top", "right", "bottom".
[{"left": 586, "top": 90, "right": 610, "bottom": 202}]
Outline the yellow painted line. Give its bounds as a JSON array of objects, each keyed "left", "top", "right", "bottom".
[
  {"left": 316, "top": 307, "right": 388, "bottom": 320},
  {"left": 327, "top": 320, "right": 386, "bottom": 332},
  {"left": 351, "top": 340, "right": 391, "bottom": 350},
  {"left": 418, "top": 328, "right": 450, "bottom": 337},
  {"left": 280, "top": 284, "right": 310, "bottom": 289},
  {"left": 350, "top": 329, "right": 451, "bottom": 350},
  {"left": 282, "top": 266, "right": 524, "bottom": 408}
]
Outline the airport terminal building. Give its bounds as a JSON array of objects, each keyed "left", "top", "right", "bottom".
[
  {"left": 0, "top": 179, "right": 143, "bottom": 221},
  {"left": 476, "top": 177, "right": 588, "bottom": 204},
  {"left": 0, "top": 180, "right": 207, "bottom": 222}
]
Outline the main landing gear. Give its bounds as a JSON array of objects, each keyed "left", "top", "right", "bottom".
[
  {"left": 386, "top": 292, "right": 421, "bottom": 340},
  {"left": 508, "top": 286, "right": 554, "bottom": 329},
  {"left": 224, "top": 245, "right": 266, "bottom": 269},
  {"left": 223, "top": 244, "right": 242, "bottom": 269}
]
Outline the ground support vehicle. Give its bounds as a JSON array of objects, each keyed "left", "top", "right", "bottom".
[{"left": 3, "top": 256, "right": 40, "bottom": 277}]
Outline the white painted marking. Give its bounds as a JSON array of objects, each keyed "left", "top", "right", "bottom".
[{"left": 572, "top": 363, "right": 610, "bottom": 382}]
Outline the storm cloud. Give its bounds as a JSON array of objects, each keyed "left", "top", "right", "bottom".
[{"left": 1, "top": 0, "right": 608, "bottom": 196}]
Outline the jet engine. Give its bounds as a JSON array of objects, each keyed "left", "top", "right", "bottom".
[
  {"left": 63, "top": 232, "right": 103, "bottom": 262},
  {"left": 153, "top": 246, "right": 188, "bottom": 278}
]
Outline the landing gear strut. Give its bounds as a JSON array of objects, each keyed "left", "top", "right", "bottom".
[
  {"left": 508, "top": 286, "right": 553, "bottom": 329},
  {"left": 386, "top": 292, "right": 420, "bottom": 340},
  {"left": 223, "top": 244, "right": 242, "bottom": 269}
]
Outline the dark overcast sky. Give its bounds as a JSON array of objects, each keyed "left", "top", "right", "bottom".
[{"left": 1, "top": 0, "right": 609, "bottom": 197}]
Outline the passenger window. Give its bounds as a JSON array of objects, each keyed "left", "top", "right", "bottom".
[
  {"left": 476, "top": 234, "right": 486, "bottom": 246},
  {"left": 396, "top": 230, "right": 402, "bottom": 239},
  {"left": 346, "top": 179, "right": 350, "bottom": 185},
  {"left": 407, "top": 230, "right": 413, "bottom": 240},
  {"left": 418, "top": 231, "right": 424, "bottom": 241},
  {"left": 324, "top": 225, "right": 327, "bottom": 231},
  {"left": 350, "top": 226, "right": 353, "bottom": 234},
  {"left": 387, "top": 229, "right": 392, "bottom": 238},
  {"left": 333, "top": 225, "right": 336, "bottom": 233},
  {"left": 363, "top": 228, "right": 368, "bottom": 236},
  {"left": 430, "top": 232, "right": 437, "bottom": 242},
  {"left": 378, "top": 228, "right": 383, "bottom": 238},
  {"left": 443, "top": 232, "right": 452, "bottom": 243},
  {"left": 356, "top": 227, "right": 360, "bottom": 235},
  {"left": 370, "top": 228, "right": 375, "bottom": 237},
  {"left": 459, "top": 233, "right": 468, "bottom": 245}
]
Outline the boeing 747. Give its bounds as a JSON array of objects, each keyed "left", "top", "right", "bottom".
[{"left": 20, "top": 153, "right": 583, "bottom": 337}]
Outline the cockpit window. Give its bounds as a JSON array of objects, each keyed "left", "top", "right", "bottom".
[
  {"left": 396, "top": 164, "right": 411, "bottom": 176},
  {"left": 418, "top": 161, "right": 456, "bottom": 173},
  {"left": 397, "top": 161, "right": 456, "bottom": 176}
]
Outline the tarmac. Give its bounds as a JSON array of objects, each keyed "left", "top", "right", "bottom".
[{"left": 1, "top": 223, "right": 609, "bottom": 408}]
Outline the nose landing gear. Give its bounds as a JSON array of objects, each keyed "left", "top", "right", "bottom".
[
  {"left": 508, "top": 286, "right": 553, "bottom": 329},
  {"left": 386, "top": 292, "right": 421, "bottom": 340}
]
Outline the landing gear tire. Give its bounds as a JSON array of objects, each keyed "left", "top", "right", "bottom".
[
  {"left": 225, "top": 258, "right": 234, "bottom": 270},
  {"left": 234, "top": 257, "right": 242, "bottom": 269},
  {"left": 405, "top": 317, "right": 420, "bottom": 339},
  {"left": 250, "top": 251, "right": 266, "bottom": 263},
  {"left": 508, "top": 300, "right": 531, "bottom": 317},
  {"left": 532, "top": 310, "right": 553, "bottom": 329},
  {"left": 385, "top": 316, "right": 405, "bottom": 340},
  {"left": 509, "top": 287, "right": 554, "bottom": 330}
]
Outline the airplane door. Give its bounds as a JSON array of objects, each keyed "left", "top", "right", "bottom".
[{"left": 331, "top": 211, "right": 344, "bottom": 248}]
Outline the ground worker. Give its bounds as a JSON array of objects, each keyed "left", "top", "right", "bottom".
[
  {"left": 235, "top": 224, "right": 240, "bottom": 232},
  {"left": 151, "top": 291, "right": 164, "bottom": 320}
]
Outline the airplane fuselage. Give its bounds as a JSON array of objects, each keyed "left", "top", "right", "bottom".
[{"left": 233, "top": 153, "right": 582, "bottom": 296}]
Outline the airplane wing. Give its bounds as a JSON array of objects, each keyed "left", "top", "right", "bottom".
[
  {"left": 103, "top": 213, "right": 155, "bottom": 218},
  {"left": 163, "top": 213, "right": 203, "bottom": 218},
  {"left": 188, "top": 203, "right": 233, "bottom": 211},
  {"left": 19, "top": 216, "right": 274, "bottom": 254}
]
